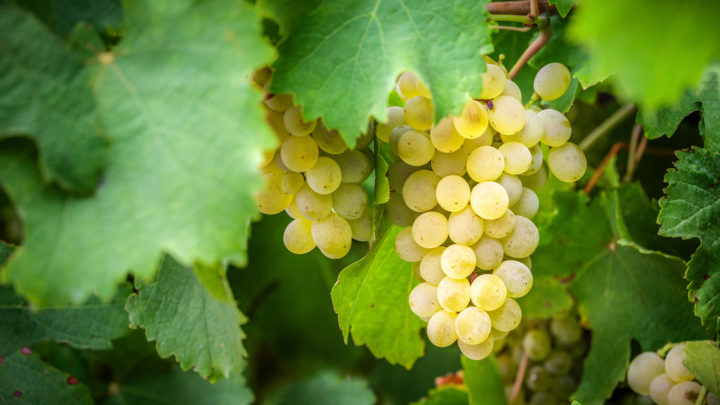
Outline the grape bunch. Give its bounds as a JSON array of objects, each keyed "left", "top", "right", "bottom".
[
  {"left": 495, "top": 306, "right": 587, "bottom": 404},
  {"left": 380, "top": 61, "right": 587, "bottom": 359},
  {"left": 253, "top": 71, "right": 375, "bottom": 260},
  {"left": 627, "top": 343, "right": 719, "bottom": 405}
]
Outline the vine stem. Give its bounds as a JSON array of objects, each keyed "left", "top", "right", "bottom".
[
  {"left": 509, "top": 25, "right": 551, "bottom": 79},
  {"left": 486, "top": 0, "right": 555, "bottom": 15},
  {"left": 510, "top": 352, "right": 529, "bottom": 403},
  {"left": 579, "top": 104, "right": 636, "bottom": 151},
  {"left": 584, "top": 142, "right": 626, "bottom": 195},
  {"left": 623, "top": 124, "right": 643, "bottom": 182},
  {"left": 489, "top": 14, "right": 535, "bottom": 24},
  {"left": 489, "top": 25, "right": 533, "bottom": 32},
  {"left": 696, "top": 386, "right": 708, "bottom": 405}
]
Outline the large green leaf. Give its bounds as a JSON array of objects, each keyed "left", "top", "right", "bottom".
[
  {"left": 683, "top": 341, "right": 720, "bottom": 396},
  {"left": 0, "top": 284, "right": 130, "bottom": 357},
  {"left": 331, "top": 225, "right": 425, "bottom": 368},
  {"left": 568, "top": 0, "right": 720, "bottom": 108},
  {"left": 658, "top": 148, "right": 720, "bottom": 337},
  {"left": 10, "top": 0, "right": 122, "bottom": 37},
  {"left": 126, "top": 255, "right": 246, "bottom": 382},
  {"left": 412, "top": 386, "right": 469, "bottom": 405},
  {"left": 277, "top": 372, "right": 375, "bottom": 405},
  {"left": 271, "top": 0, "right": 493, "bottom": 145},
  {"left": 0, "top": 5, "right": 107, "bottom": 191},
  {"left": 0, "top": 352, "right": 93, "bottom": 404},
  {"left": 0, "top": 0, "right": 274, "bottom": 307},
  {"left": 462, "top": 355, "right": 507, "bottom": 405}
]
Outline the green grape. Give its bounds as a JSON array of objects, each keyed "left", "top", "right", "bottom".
[
  {"left": 311, "top": 213, "right": 352, "bottom": 259},
  {"left": 386, "top": 191, "right": 419, "bottom": 226},
  {"left": 524, "top": 144, "right": 544, "bottom": 176},
  {"left": 283, "top": 105, "right": 317, "bottom": 136},
  {"left": 398, "top": 129, "right": 435, "bottom": 166},
  {"left": 409, "top": 282, "right": 441, "bottom": 318},
  {"left": 529, "top": 392, "right": 560, "bottom": 405},
  {"left": 490, "top": 96, "right": 526, "bottom": 135},
  {"left": 281, "top": 171, "right": 305, "bottom": 194},
  {"left": 467, "top": 145, "right": 505, "bottom": 182},
  {"left": 489, "top": 298, "right": 522, "bottom": 332},
  {"left": 498, "top": 173, "right": 523, "bottom": 206},
  {"left": 649, "top": 373, "right": 674, "bottom": 405},
  {"left": 448, "top": 205, "right": 485, "bottom": 246},
  {"left": 376, "top": 106, "right": 406, "bottom": 142},
  {"left": 550, "top": 314, "right": 582, "bottom": 345},
  {"left": 436, "top": 175, "right": 471, "bottom": 212},
  {"left": 534, "top": 63, "right": 571, "bottom": 101},
  {"left": 397, "top": 71, "right": 422, "bottom": 99},
  {"left": 472, "top": 235, "right": 505, "bottom": 270},
  {"left": 403, "top": 170, "right": 440, "bottom": 212},
  {"left": 332, "top": 183, "right": 368, "bottom": 220},
  {"left": 306, "top": 156, "right": 342, "bottom": 194},
  {"left": 551, "top": 375, "right": 577, "bottom": 399},
  {"left": 496, "top": 353, "right": 518, "bottom": 383},
  {"left": 264, "top": 93, "right": 293, "bottom": 112},
  {"left": 335, "top": 149, "right": 373, "bottom": 183},
  {"left": 404, "top": 96, "right": 434, "bottom": 131},
  {"left": 544, "top": 350, "right": 573, "bottom": 375},
  {"left": 627, "top": 352, "right": 666, "bottom": 395},
  {"left": 280, "top": 134, "right": 319, "bottom": 172},
  {"left": 521, "top": 164, "right": 548, "bottom": 191},
  {"left": 387, "top": 160, "right": 417, "bottom": 193},
  {"left": 394, "top": 226, "right": 429, "bottom": 262},
  {"left": 419, "top": 246, "right": 446, "bottom": 285},
  {"left": 255, "top": 172, "right": 293, "bottom": 215},
  {"left": 502, "top": 216, "right": 539, "bottom": 258},
  {"left": 512, "top": 188, "right": 539, "bottom": 219},
  {"left": 295, "top": 183, "right": 332, "bottom": 221},
  {"left": 431, "top": 117, "right": 465, "bottom": 153},
  {"left": 459, "top": 336, "right": 494, "bottom": 360},
  {"left": 523, "top": 329, "right": 552, "bottom": 361},
  {"left": 538, "top": 109, "right": 571, "bottom": 147},
  {"left": 431, "top": 148, "right": 468, "bottom": 177},
  {"left": 494, "top": 260, "right": 533, "bottom": 298},
  {"left": 347, "top": 207, "right": 372, "bottom": 242},
  {"left": 437, "top": 276, "right": 471, "bottom": 312},
  {"left": 665, "top": 344, "right": 694, "bottom": 382},
  {"left": 311, "top": 123, "right": 347, "bottom": 154},
  {"left": 479, "top": 63, "right": 507, "bottom": 99},
  {"left": 525, "top": 365, "right": 552, "bottom": 392},
  {"left": 499, "top": 142, "right": 533, "bottom": 175},
  {"left": 412, "top": 211, "right": 449, "bottom": 249},
  {"left": 454, "top": 100, "right": 489, "bottom": 139},
  {"left": 455, "top": 306, "right": 492, "bottom": 344},
  {"left": 427, "top": 310, "right": 458, "bottom": 347},
  {"left": 501, "top": 79, "right": 522, "bottom": 102},
  {"left": 548, "top": 142, "right": 587, "bottom": 183},
  {"left": 283, "top": 218, "right": 315, "bottom": 254},
  {"left": 667, "top": 381, "right": 701, "bottom": 405},
  {"left": 485, "top": 209, "right": 516, "bottom": 239},
  {"left": 470, "top": 273, "right": 507, "bottom": 311},
  {"left": 441, "top": 244, "right": 476, "bottom": 279},
  {"left": 471, "top": 181, "right": 509, "bottom": 220}
]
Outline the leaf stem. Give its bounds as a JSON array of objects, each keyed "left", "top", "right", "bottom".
[
  {"left": 511, "top": 352, "right": 529, "bottom": 403},
  {"left": 488, "top": 14, "right": 534, "bottom": 24},
  {"left": 623, "top": 124, "right": 643, "bottom": 182},
  {"left": 584, "top": 142, "right": 626, "bottom": 195},
  {"left": 486, "top": 0, "right": 555, "bottom": 15},
  {"left": 579, "top": 104, "right": 637, "bottom": 151},
  {"left": 696, "top": 386, "right": 708, "bottom": 405},
  {"left": 525, "top": 93, "right": 540, "bottom": 109},
  {"left": 509, "top": 25, "right": 551, "bottom": 79}
]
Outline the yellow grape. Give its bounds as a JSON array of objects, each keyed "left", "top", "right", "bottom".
[
  {"left": 479, "top": 63, "right": 507, "bottom": 99},
  {"left": 305, "top": 156, "right": 342, "bottom": 194},
  {"left": 453, "top": 100, "right": 489, "bottom": 139},
  {"left": 455, "top": 306, "right": 492, "bottom": 345},
  {"left": 311, "top": 213, "right": 352, "bottom": 259},
  {"left": 255, "top": 172, "right": 293, "bottom": 215},
  {"left": 409, "top": 282, "right": 441, "bottom": 318},
  {"left": 280, "top": 135, "right": 319, "bottom": 172},
  {"left": 394, "top": 226, "right": 429, "bottom": 262},
  {"left": 427, "top": 310, "right": 458, "bottom": 347},
  {"left": 538, "top": 109, "right": 571, "bottom": 146},
  {"left": 493, "top": 260, "right": 533, "bottom": 298},
  {"left": 332, "top": 183, "right": 368, "bottom": 220},
  {"left": 283, "top": 105, "right": 317, "bottom": 136},
  {"left": 419, "top": 247, "right": 446, "bottom": 285},
  {"left": 466, "top": 145, "right": 504, "bottom": 182},
  {"left": 498, "top": 142, "right": 532, "bottom": 175},
  {"left": 489, "top": 96, "right": 526, "bottom": 135},
  {"left": 376, "top": 106, "right": 406, "bottom": 142},
  {"left": 412, "top": 211, "right": 449, "bottom": 249},
  {"left": 534, "top": 63, "right": 571, "bottom": 101},
  {"left": 431, "top": 148, "right": 468, "bottom": 177},
  {"left": 501, "top": 216, "right": 539, "bottom": 258},
  {"left": 430, "top": 117, "right": 465, "bottom": 153},
  {"left": 470, "top": 181, "right": 509, "bottom": 220},
  {"left": 437, "top": 276, "right": 471, "bottom": 312},
  {"left": 447, "top": 205, "right": 485, "bottom": 246},
  {"left": 472, "top": 235, "right": 505, "bottom": 270},
  {"left": 283, "top": 218, "right": 315, "bottom": 254},
  {"left": 548, "top": 142, "right": 587, "bottom": 183},
  {"left": 489, "top": 298, "right": 522, "bottom": 332},
  {"left": 436, "top": 175, "right": 471, "bottom": 212},
  {"left": 485, "top": 209, "right": 516, "bottom": 239},
  {"left": 441, "top": 244, "right": 476, "bottom": 279},
  {"left": 404, "top": 96, "right": 434, "bottom": 131},
  {"left": 403, "top": 170, "right": 440, "bottom": 212},
  {"left": 311, "top": 123, "right": 347, "bottom": 155},
  {"left": 470, "top": 274, "right": 507, "bottom": 311},
  {"left": 398, "top": 129, "right": 435, "bottom": 166}
]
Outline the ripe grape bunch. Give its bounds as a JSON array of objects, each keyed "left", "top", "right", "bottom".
[
  {"left": 627, "top": 343, "right": 719, "bottom": 405},
  {"left": 253, "top": 71, "right": 375, "bottom": 260},
  {"left": 383, "top": 61, "right": 588, "bottom": 360}
]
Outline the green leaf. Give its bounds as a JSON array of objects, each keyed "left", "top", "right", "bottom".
[
  {"left": 658, "top": 148, "right": 720, "bottom": 337},
  {"left": 462, "top": 355, "right": 507, "bottom": 405},
  {"left": 331, "top": 225, "right": 425, "bottom": 368},
  {"left": 570, "top": 244, "right": 705, "bottom": 405},
  {"left": 126, "top": 255, "right": 247, "bottom": 382},
  {"left": 0, "top": 240, "right": 13, "bottom": 265},
  {"left": 0, "top": 352, "right": 92, "bottom": 404},
  {"left": 271, "top": 0, "right": 493, "bottom": 145},
  {"left": 568, "top": 0, "right": 720, "bottom": 108},
  {"left": 412, "top": 386, "right": 469, "bottom": 405},
  {"left": 548, "top": 0, "right": 574, "bottom": 18},
  {"left": 0, "top": 5, "right": 108, "bottom": 191},
  {"left": 10, "top": 0, "right": 122, "bottom": 37},
  {"left": 683, "top": 341, "right": 720, "bottom": 396},
  {"left": 0, "top": 284, "right": 130, "bottom": 357},
  {"left": 256, "top": 0, "right": 319, "bottom": 38},
  {"left": 277, "top": 372, "right": 375, "bottom": 405},
  {"left": 0, "top": 0, "right": 275, "bottom": 307}
]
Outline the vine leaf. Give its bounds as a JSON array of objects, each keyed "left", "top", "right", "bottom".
[
  {"left": 568, "top": 0, "right": 720, "bottom": 108},
  {"left": 331, "top": 225, "right": 425, "bottom": 368},
  {"left": 462, "top": 355, "right": 507, "bottom": 405},
  {"left": 0, "top": 0, "right": 274, "bottom": 307},
  {"left": 683, "top": 341, "right": 720, "bottom": 397},
  {"left": 658, "top": 148, "right": 720, "bottom": 338},
  {"left": 271, "top": 0, "right": 493, "bottom": 146},
  {"left": 548, "top": 0, "right": 574, "bottom": 18},
  {"left": 9, "top": 0, "right": 122, "bottom": 37},
  {"left": 276, "top": 372, "right": 376, "bottom": 405},
  {"left": 411, "top": 386, "right": 468, "bottom": 405},
  {"left": 0, "top": 283, "right": 130, "bottom": 357},
  {"left": 0, "top": 5, "right": 108, "bottom": 192},
  {"left": 126, "top": 255, "right": 247, "bottom": 382},
  {"left": 0, "top": 352, "right": 93, "bottom": 404}
]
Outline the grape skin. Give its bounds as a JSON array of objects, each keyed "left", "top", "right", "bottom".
[
  {"left": 394, "top": 227, "right": 429, "bottom": 262},
  {"left": 437, "top": 276, "right": 471, "bottom": 312},
  {"left": 501, "top": 216, "right": 539, "bottom": 258},
  {"left": 548, "top": 142, "right": 587, "bottom": 183},
  {"left": 523, "top": 329, "right": 552, "bottom": 361},
  {"left": 295, "top": 183, "right": 332, "bottom": 221},
  {"left": 412, "top": 211, "right": 449, "bottom": 248},
  {"left": 430, "top": 117, "right": 465, "bottom": 153},
  {"left": 427, "top": 310, "right": 458, "bottom": 347},
  {"left": 665, "top": 344, "right": 694, "bottom": 382},
  {"left": 306, "top": 156, "right": 342, "bottom": 194},
  {"left": 403, "top": 170, "right": 440, "bottom": 212},
  {"left": 409, "top": 282, "right": 441, "bottom": 318},
  {"left": 458, "top": 336, "right": 494, "bottom": 361},
  {"left": 333, "top": 183, "right": 368, "bottom": 220},
  {"left": 538, "top": 109, "right": 571, "bottom": 147},
  {"left": 283, "top": 105, "right": 317, "bottom": 137},
  {"left": 311, "top": 213, "right": 352, "bottom": 259},
  {"left": 471, "top": 181, "right": 510, "bottom": 220},
  {"left": 440, "top": 244, "right": 476, "bottom": 279},
  {"left": 472, "top": 235, "right": 505, "bottom": 270},
  {"left": 627, "top": 352, "right": 666, "bottom": 395},
  {"left": 419, "top": 247, "right": 446, "bottom": 285},
  {"left": 667, "top": 381, "right": 701, "bottom": 405},
  {"left": 376, "top": 106, "right": 406, "bottom": 142},
  {"left": 479, "top": 63, "right": 507, "bottom": 99},
  {"left": 490, "top": 96, "right": 526, "bottom": 135},
  {"left": 534, "top": 63, "right": 571, "bottom": 101},
  {"left": 398, "top": 130, "right": 435, "bottom": 166},
  {"left": 280, "top": 135, "right": 319, "bottom": 172},
  {"left": 649, "top": 373, "right": 674, "bottom": 405},
  {"left": 470, "top": 274, "right": 507, "bottom": 311},
  {"left": 494, "top": 260, "right": 533, "bottom": 298},
  {"left": 454, "top": 100, "right": 489, "bottom": 139},
  {"left": 498, "top": 173, "right": 523, "bottom": 206},
  {"left": 489, "top": 298, "right": 522, "bottom": 332},
  {"left": 499, "top": 142, "right": 533, "bottom": 175},
  {"left": 467, "top": 146, "right": 505, "bottom": 182},
  {"left": 283, "top": 218, "right": 316, "bottom": 254},
  {"left": 512, "top": 188, "right": 539, "bottom": 219},
  {"left": 448, "top": 205, "right": 485, "bottom": 246},
  {"left": 436, "top": 175, "right": 471, "bottom": 212},
  {"left": 485, "top": 209, "right": 516, "bottom": 239},
  {"left": 404, "top": 96, "right": 434, "bottom": 131},
  {"left": 455, "top": 306, "right": 492, "bottom": 344}
]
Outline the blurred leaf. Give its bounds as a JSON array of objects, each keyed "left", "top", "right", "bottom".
[
  {"left": 10, "top": 0, "right": 121, "bottom": 36},
  {"left": 332, "top": 226, "right": 425, "bottom": 368},
  {"left": 683, "top": 341, "right": 720, "bottom": 396},
  {"left": 271, "top": 0, "right": 492, "bottom": 145},
  {"left": 0, "top": 5, "right": 107, "bottom": 191},
  {"left": 568, "top": 0, "right": 720, "bottom": 108},
  {"left": 412, "top": 386, "right": 468, "bottom": 405},
  {"left": 126, "top": 255, "right": 246, "bottom": 382},
  {"left": 0, "top": 240, "right": 13, "bottom": 265},
  {"left": 462, "top": 355, "right": 507, "bottom": 405},
  {"left": 256, "top": 0, "right": 320, "bottom": 38},
  {"left": 0, "top": 0, "right": 274, "bottom": 307},
  {"left": 548, "top": 0, "right": 574, "bottom": 18},
  {"left": 277, "top": 372, "right": 375, "bottom": 405},
  {"left": 0, "top": 352, "right": 92, "bottom": 404},
  {"left": 0, "top": 284, "right": 130, "bottom": 357}
]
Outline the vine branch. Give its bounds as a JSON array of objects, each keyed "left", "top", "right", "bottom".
[
  {"left": 509, "top": 25, "right": 551, "bottom": 79},
  {"left": 486, "top": 0, "right": 555, "bottom": 15},
  {"left": 584, "top": 142, "right": 626, "bottom": 195},
  {"left": 696, "top": 386, "right": 708, "bottom": 405},
  {"left": 510, "top": 352, "right": 529, "bottom": 403}
]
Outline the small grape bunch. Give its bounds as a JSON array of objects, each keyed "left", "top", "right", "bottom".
[
  {"left": 377, "top": 60, "right": 587, "bottom": 360},
  {"left": 627, "top": 342, "right": 719, "bottom": 405},
  {"left": 252, "top": 70, "right": 375, "bottom": 259}
]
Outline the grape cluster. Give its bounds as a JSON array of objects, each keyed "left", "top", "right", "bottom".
[
  {"left": 495, "top": 307, "right": 587, "bottom": 405},
  {"left": 627, "top": 343, "right": 719, "bottom": 405},
  {"left": 381, "top": 61, "right": 586, "bottom": 359},
  {"left": 253, "top": 72, "right": 375, "bottom": 260}
]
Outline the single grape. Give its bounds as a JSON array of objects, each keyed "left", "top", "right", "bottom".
[
  {"left": 627, "top": 352, "right": 666, "bottom": 395},
  {"left": 538, "top": 109, "right": 571, "bottom": 147},
  {"left": 548, "top": 142, "right": 587, "bottom": 183},
  {"left": 490, "top": 96, "right": 526, "bottom": 135},
  {"left": 431, "top": 148, "right": 469, "bottom": 177},
  {"left": 312, "top": 213, "right": 352, "bottom": 259},
  {"left": 306, "top": 156, "right": 342, "bottom": 194},
  {"left": 550, "top": 315, "right": 582, "bottom": 345},
  {"left": 389, "top": 125, "right": 412, "bottom": 156},
  {"left": 347, "top": 207, "right": 372, "bottom": 242},
  {"left": 283, "top": 105, "right": 317, "bottom": 136},
  {"left": 503, "top": 110, "right": 544, "bottom": 148},
  {"left": 419, "top": 247, "right": 446, "bottom": 285},
  {"left": 404, "top": 96, "right": 434, "bottom": 131},
  {"left": 649, "top": 373, "right": 674, "bottom": 405},
  {"left": 448, "top": 205, "right": 485, "bottom": 245},
  {"left": 665, "top": 344, "right": 694, "bottom": 382},
  {"left": 427, "top": 310, "right": 458, "bottom": 347},
  {"left": 335, "top": 149, "right": 373, "bottom": 183},
  {"left": 523, "top": 329, "right": 552, "bottom": 361},
  {"left": 470, "top": 273, "right": 507, "bottom": 311},
  {"left": 264, "top": 93, "right": 293, "bottom": 112},
  {"left": 431, "top": 117, "right": 465, "bottom": 153},
  {"left": 454, "top": 100, "right": 489, "bottom": 139},
  {"left": 332, "top": 183, "right": 368, "bottom": 220},
  {"left": 489, "top": 298, "right": 522, "bottom": 332},
  {"left": 294, "top": 184, "right": 332, "bottom": 220},
  {"left": 479, "top": 63, "right": 507, "bottom": 99},
  {"left": 403, "top": 170, "right": 440, "bottom": 212},
  {"left": 526, "top": 365, "right": 552, "bottom": 392},
  {"left": 472, "top": 235, "right": 505, "bottom": 270},
  {"left": 499, "top": 142, "right": 533, "bottom": 175},
  {"left": 521, "top": 164, "right": 548, "bottom": 191},
  {"left": 462, "top": 127, "right": 494, "bottom": 152},
  {"left": 394, "top": 227, "right": 429, "bottom": 262},
  {"left": 441, "top": 244, "right": 477, "bottom": 279},
  {"left": 436, "top": 175, "right": 471, "bottom": 212},
  {"left": 534, "top": 63, "right": 571, "bottom": 101},
  {"left": 255, "top": 172, "right": 293, "bottom": 215},
  {"left": 312, "top": 123, "right": 347, "bottom": 155},
  {"left": 501, "top": 79, "right": 522, "bottom": 102},
  {"left": 544, "top": 350, "right": 573, "bottom": 375},
  {"left": 455, "top": 306, "right": 492, "bottom": 344},
  {"left": 398, "top": 129, "right": 435, "bottom": 166},
  {"left": 459, "top": 336, "right": 494, "bottom": 360},
  {"left": 409, "top": 282, "right": 441, "bottom": 318},
  {"left": 376, "top": 106, "right": 406, "bottom": 142},
  {"left": 512, "top": 188, "right": 539, "bottom": 219},
  {"left": 283, "top": 218, "right": 315, "bottom": 254},
  {"left": 494, "top": 260, "right": 533, "bottom": 298},
  {"left": 281, "top": 171, "right": 305, "bottom": 194},
  {"left": 529, "top": 392, "right": 561, "bottom": 405},
  {"left": 524, "top": 144, "right": 544, "bottom": 176},
  {"left": 386, "top": 191, "right": 419, "bottom": 226},
  {"left": 280, "top": 135, "right": 319, "bottom": 172},
  {"left": 437, "top": 276, "right": 471, "bottom": 312},
  {"left": 496, "top": 353, "right": 518, "bottom": 383},
  {"left": 285, "top": 198, "right": 303, "bottom": 219},
  {"left": 501, "top": 216, "right": 539, "bottom": 258},
  {"left": 498, "top": 173, "right": 523, "bottom": 207},
  {"left": 485, "top": 209, "right": 516, "bottom": 239},
  {"left": 467, "top": 145, "right": 505, "bottom": 182},
  {"left": 666, "top": 381, "right": 701, "bottom": 405},
  {"left": 412, "top": 211, "right": 449, "bottom": 249},
  {"left": 471, "top": 181, "right": 510, "bottom": 220}
]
